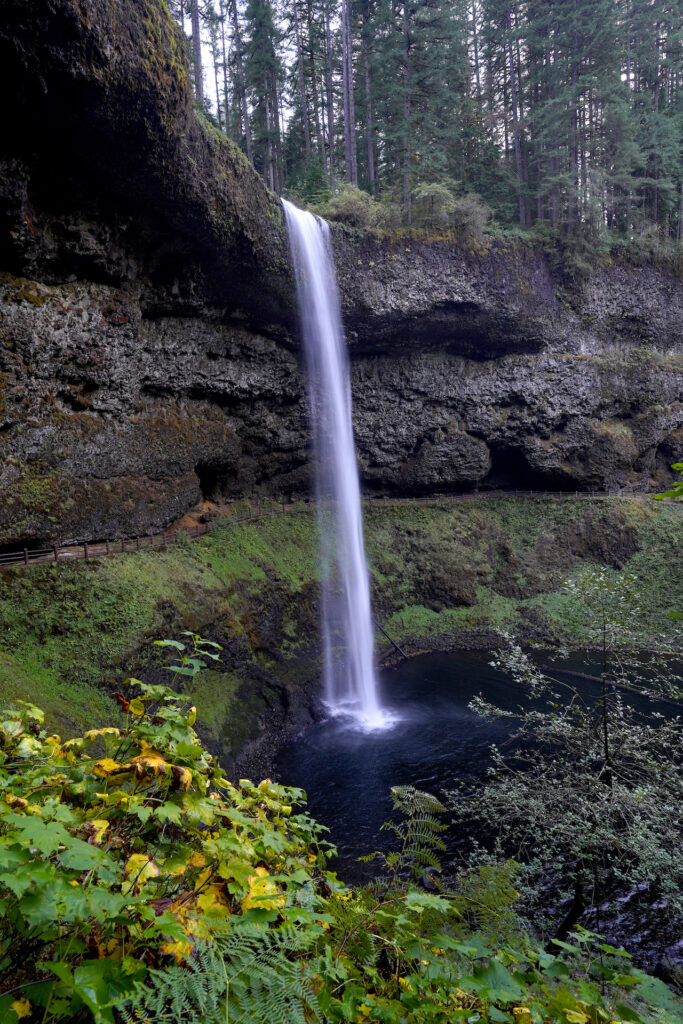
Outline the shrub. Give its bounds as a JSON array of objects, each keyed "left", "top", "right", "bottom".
[
  {"left": 0, "top": 659, "right": 330, "bottom": 1022},
  {"left": 411, "top": 182, "right": 459, "bottom": 229},
  {"left": 411, "top": 184, "right": 492, "bottom": 239},
  {"left": 317, "top": 184, "right": 379, "bottom": 228},
  {"left": 450, "top": 191, "right": 493, "bottom": 240},
  {"left": 0, "top": 639, "right": 677, "bottom": 1024}
]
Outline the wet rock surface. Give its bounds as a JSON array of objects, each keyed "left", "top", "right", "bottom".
[{"left": 0, "top": 0, "right": 682, "bottom": 545}]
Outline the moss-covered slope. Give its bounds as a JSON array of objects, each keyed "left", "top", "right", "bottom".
[{"left": 0, "top": 498, "right": 679, "bottom": 770}]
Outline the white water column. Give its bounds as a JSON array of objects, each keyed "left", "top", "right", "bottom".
[{"left": 282, "top": 199, "right": 385, "bottom": 728}]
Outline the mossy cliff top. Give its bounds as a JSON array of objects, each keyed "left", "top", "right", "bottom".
[{"left": 0, "top": 0, "right": 292, "bottom": 324}]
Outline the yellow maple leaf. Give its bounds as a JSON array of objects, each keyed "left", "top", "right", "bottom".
[
  {"left": 197, "top": 882, "right": 231, "bottom": 916},
  {"left": 84, "top": 819, "right": 109, "bottom": 844},
  {"left": 130, "top": 752, "right": 170, "bottom": 778},
  {"left": 84, "top": 727, "right": 122, "bottom": 743},
  {"left": 93, "top": 758, "right": 127, "bottom": 778},
  {"left": 128, "top": 697, "right": 146, "bottom": 717},
  {"left": 123, "top": 854, "right": 160, "bottom": 894},
  {"left": 172, "top": 765, "right": 193, "bottom": 791},
  {"left": 5, "top": 794, "right": 29, "bottom": 811},
  {"left": 240, "top": 866, "right": 285, "bottom": 913}
]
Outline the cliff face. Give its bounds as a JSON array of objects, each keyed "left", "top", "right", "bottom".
[{"left": 1, "top": 0, "right": 681, "bottom": 546}]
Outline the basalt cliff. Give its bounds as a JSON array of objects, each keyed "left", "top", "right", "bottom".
[{"left": 1, "top": 0, "right": 682, "bottom": 547}]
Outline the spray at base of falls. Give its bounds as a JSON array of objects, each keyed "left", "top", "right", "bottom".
[{"left": 282, "top": 198, "right": 388, "bottom": 730}]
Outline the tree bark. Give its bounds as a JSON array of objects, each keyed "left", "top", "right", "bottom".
[
  {"left": 471, "top": 0, "right": 481, "bottom": 102},
  {"left": 218, "top": 0, "right": 231, "bottom": 134},
  {"left": 325, "top": 3, "right": 335, "bottom": 190},
  {"left": 402, "top": 1, "right": 411, "bottom": 223},
  {"left": 362, "top": 27, "right": 376, "bottom": 191},
  {"left": 229, "top": 0, "right": 253, "bottom": 163},
  {"left": 191, "top": 0, "right": 204, "bottom": 104},
  {"left": 292, "top": 0, "right": 311, "bottom": 162},
  {"left": 306, "top": 0, "right": 325, "bottom": 167},
  {"left": 506, "top": 8, "right": 525, "bottom": 226},
  {"left": 341, "top": 0, "right": 358, "bottom": 184}
]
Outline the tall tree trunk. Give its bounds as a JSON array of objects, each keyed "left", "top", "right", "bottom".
[
  {"left": 265, "top": 79, "right": 275, "bottom": 190},
  {"left": 506, "top": 8, "right": 525, "bottom": 226},
  {"left": 218, "top": 0, "right": 231, "bottom": 134},
  {"left": 342, "top": 0, "right": 358, "bottom": 184},
  {"left": 567, "top": 29, "right": 578, "bottom": 231},
  {"left": 325, "top": 3, "right": 335, "bottom": 190},
  {"left": 550, "top": 25, "right": 560, "bottom": 227},
  {"left": 229, "top": 0, "right": 253, "bottom": 162},
  {"left": 191, "top": 0, "right": 204, "bottom": 104},
  {"left": 275, "top": 76, "right": 286, "bottom": 190},
  {"left": 292, "top": 0, "right": 312, "bottom": 163},
  {"left": 210, "top": 22, "right": 223, "bottom": 128},
  {"left": 362, "top": 27, "right": 376, "bottom": 191},
  {"left": 306, "top": 0, "right": 325, "bottom": 167},
  {"left": 402, "top": 2, "right": 411, "bottom": 223},
  {"left": 471, "top": 0, "right": 481, "bottom": 102}
]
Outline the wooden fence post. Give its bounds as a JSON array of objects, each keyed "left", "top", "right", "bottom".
[
  {"left": 106, "top": 539, "right": 110, "bottom": 555},
  {"left": 84, "top": 541, "right": 89, "bottom": 560},
  {"left": 23, "top": 548, "right": 28, "bottom": 565},
  {"left": 136, "top": 536, "right": 140, "bottom": 550},
  {"left": 54, "top": 544, "right": 59, "bottom": 563},
  {"left": 121, "top": 538, "right": 125, "bottom": 552}
]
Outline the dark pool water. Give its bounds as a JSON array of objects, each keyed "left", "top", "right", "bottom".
[{"left": 275, "top": 651, "right": 524, "bottom": 878}]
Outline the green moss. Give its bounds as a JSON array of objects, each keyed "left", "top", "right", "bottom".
[{"left": 0, "top": 498, "right": 679, "bottom": 748}]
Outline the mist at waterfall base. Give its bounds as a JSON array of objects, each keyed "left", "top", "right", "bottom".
[
  {"left": 282, "top": 199, "right": 386, "bottom": 730},
  {"left": 276, "top": 651, "right": 519, "bottom": 880}
]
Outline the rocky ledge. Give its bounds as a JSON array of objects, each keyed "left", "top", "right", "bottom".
[{"left": 0, "top": 0, "right": 681, "bottom": 546}]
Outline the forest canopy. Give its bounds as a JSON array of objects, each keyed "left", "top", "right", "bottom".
[{"left": 169, "top": 0, "right": 682, "bottom": 240}]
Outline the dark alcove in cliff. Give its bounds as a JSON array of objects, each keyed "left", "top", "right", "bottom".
[
  {"left": 482, "top": 445, "right": 544, "bottom": 491},
  {"left": 195, "top": 460, "right": 248, "bottom": 502}
]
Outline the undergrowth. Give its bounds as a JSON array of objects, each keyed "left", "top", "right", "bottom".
[{"left": 0, "top": 654, "right": 680, "bottom": 1024}]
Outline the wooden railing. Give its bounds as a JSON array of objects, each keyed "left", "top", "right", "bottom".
[{"left": 0, "top": 490, "right": 674, "bottom": 571}]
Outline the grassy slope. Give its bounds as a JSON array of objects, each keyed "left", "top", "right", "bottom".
[
  {"left": 0, "top": 498, "right": 680, "bottom": 744},
  {"left": 368, "top": 497, "right": 681, "bottom": 644}
]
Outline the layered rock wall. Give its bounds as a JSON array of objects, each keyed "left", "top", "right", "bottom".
[{"left": 1, "top": 0, "right": 681, "bottom": 545}]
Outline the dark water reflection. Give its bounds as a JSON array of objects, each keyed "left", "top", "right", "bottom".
[
  {"left": 276, "top": 651, "right": 681, "bottom": 971},
  {"left": 275, "top": 651, "right": 524, "bottom": 879}
]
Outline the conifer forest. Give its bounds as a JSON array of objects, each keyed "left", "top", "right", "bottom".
[{"left": 171, "top": 0, "right": 682, "bottom": 239}]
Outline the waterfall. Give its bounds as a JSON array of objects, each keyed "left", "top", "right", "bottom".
[{"left": 282, "top": 199, "right": 386, "bottom": 729}]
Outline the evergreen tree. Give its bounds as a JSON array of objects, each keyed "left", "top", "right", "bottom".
[{"left": 166, "top": 0, "right": 683, "bottom": 241}]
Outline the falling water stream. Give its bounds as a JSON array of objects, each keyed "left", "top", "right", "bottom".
[{"left": 282, "top": 199, "right": 386, "bottom": 729}]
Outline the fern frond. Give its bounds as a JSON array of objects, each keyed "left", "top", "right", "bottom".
[
  {"left": 121, "top": 923, "right": 322, "bottom": 1024},
  {"left": 383, "top": 785, "right": 447, "bottom": 881}
]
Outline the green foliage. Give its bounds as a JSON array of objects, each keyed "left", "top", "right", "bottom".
[
  {"left": 122, "top": 924, "right": 322, "bottom": 1024},
  {"left": 449, "top": 192, "right": 493, "bottom": 241},
  {"left": 654, "top": 462, "right": 683, "bottom": 501},
  {"left": 411, "top": 183, "right": 460, "bottom": 229},
  {"left": 1, "top": 642, "right": 677, "bottom": 1023},
  {"left": 300, "top": 163, "right": 331, "bottom": 206},
  {"left": 317, "top": 185, "right": 381, "bottom": 229},
  {"left": 448, "top": 568, "right": 683, "bottom": 942},
  {"left": 371, "top": 785, "right": 447, "bottom": 883},
  {"left": 0, "top": 650, "right": 331, "bottom": 1023}
]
